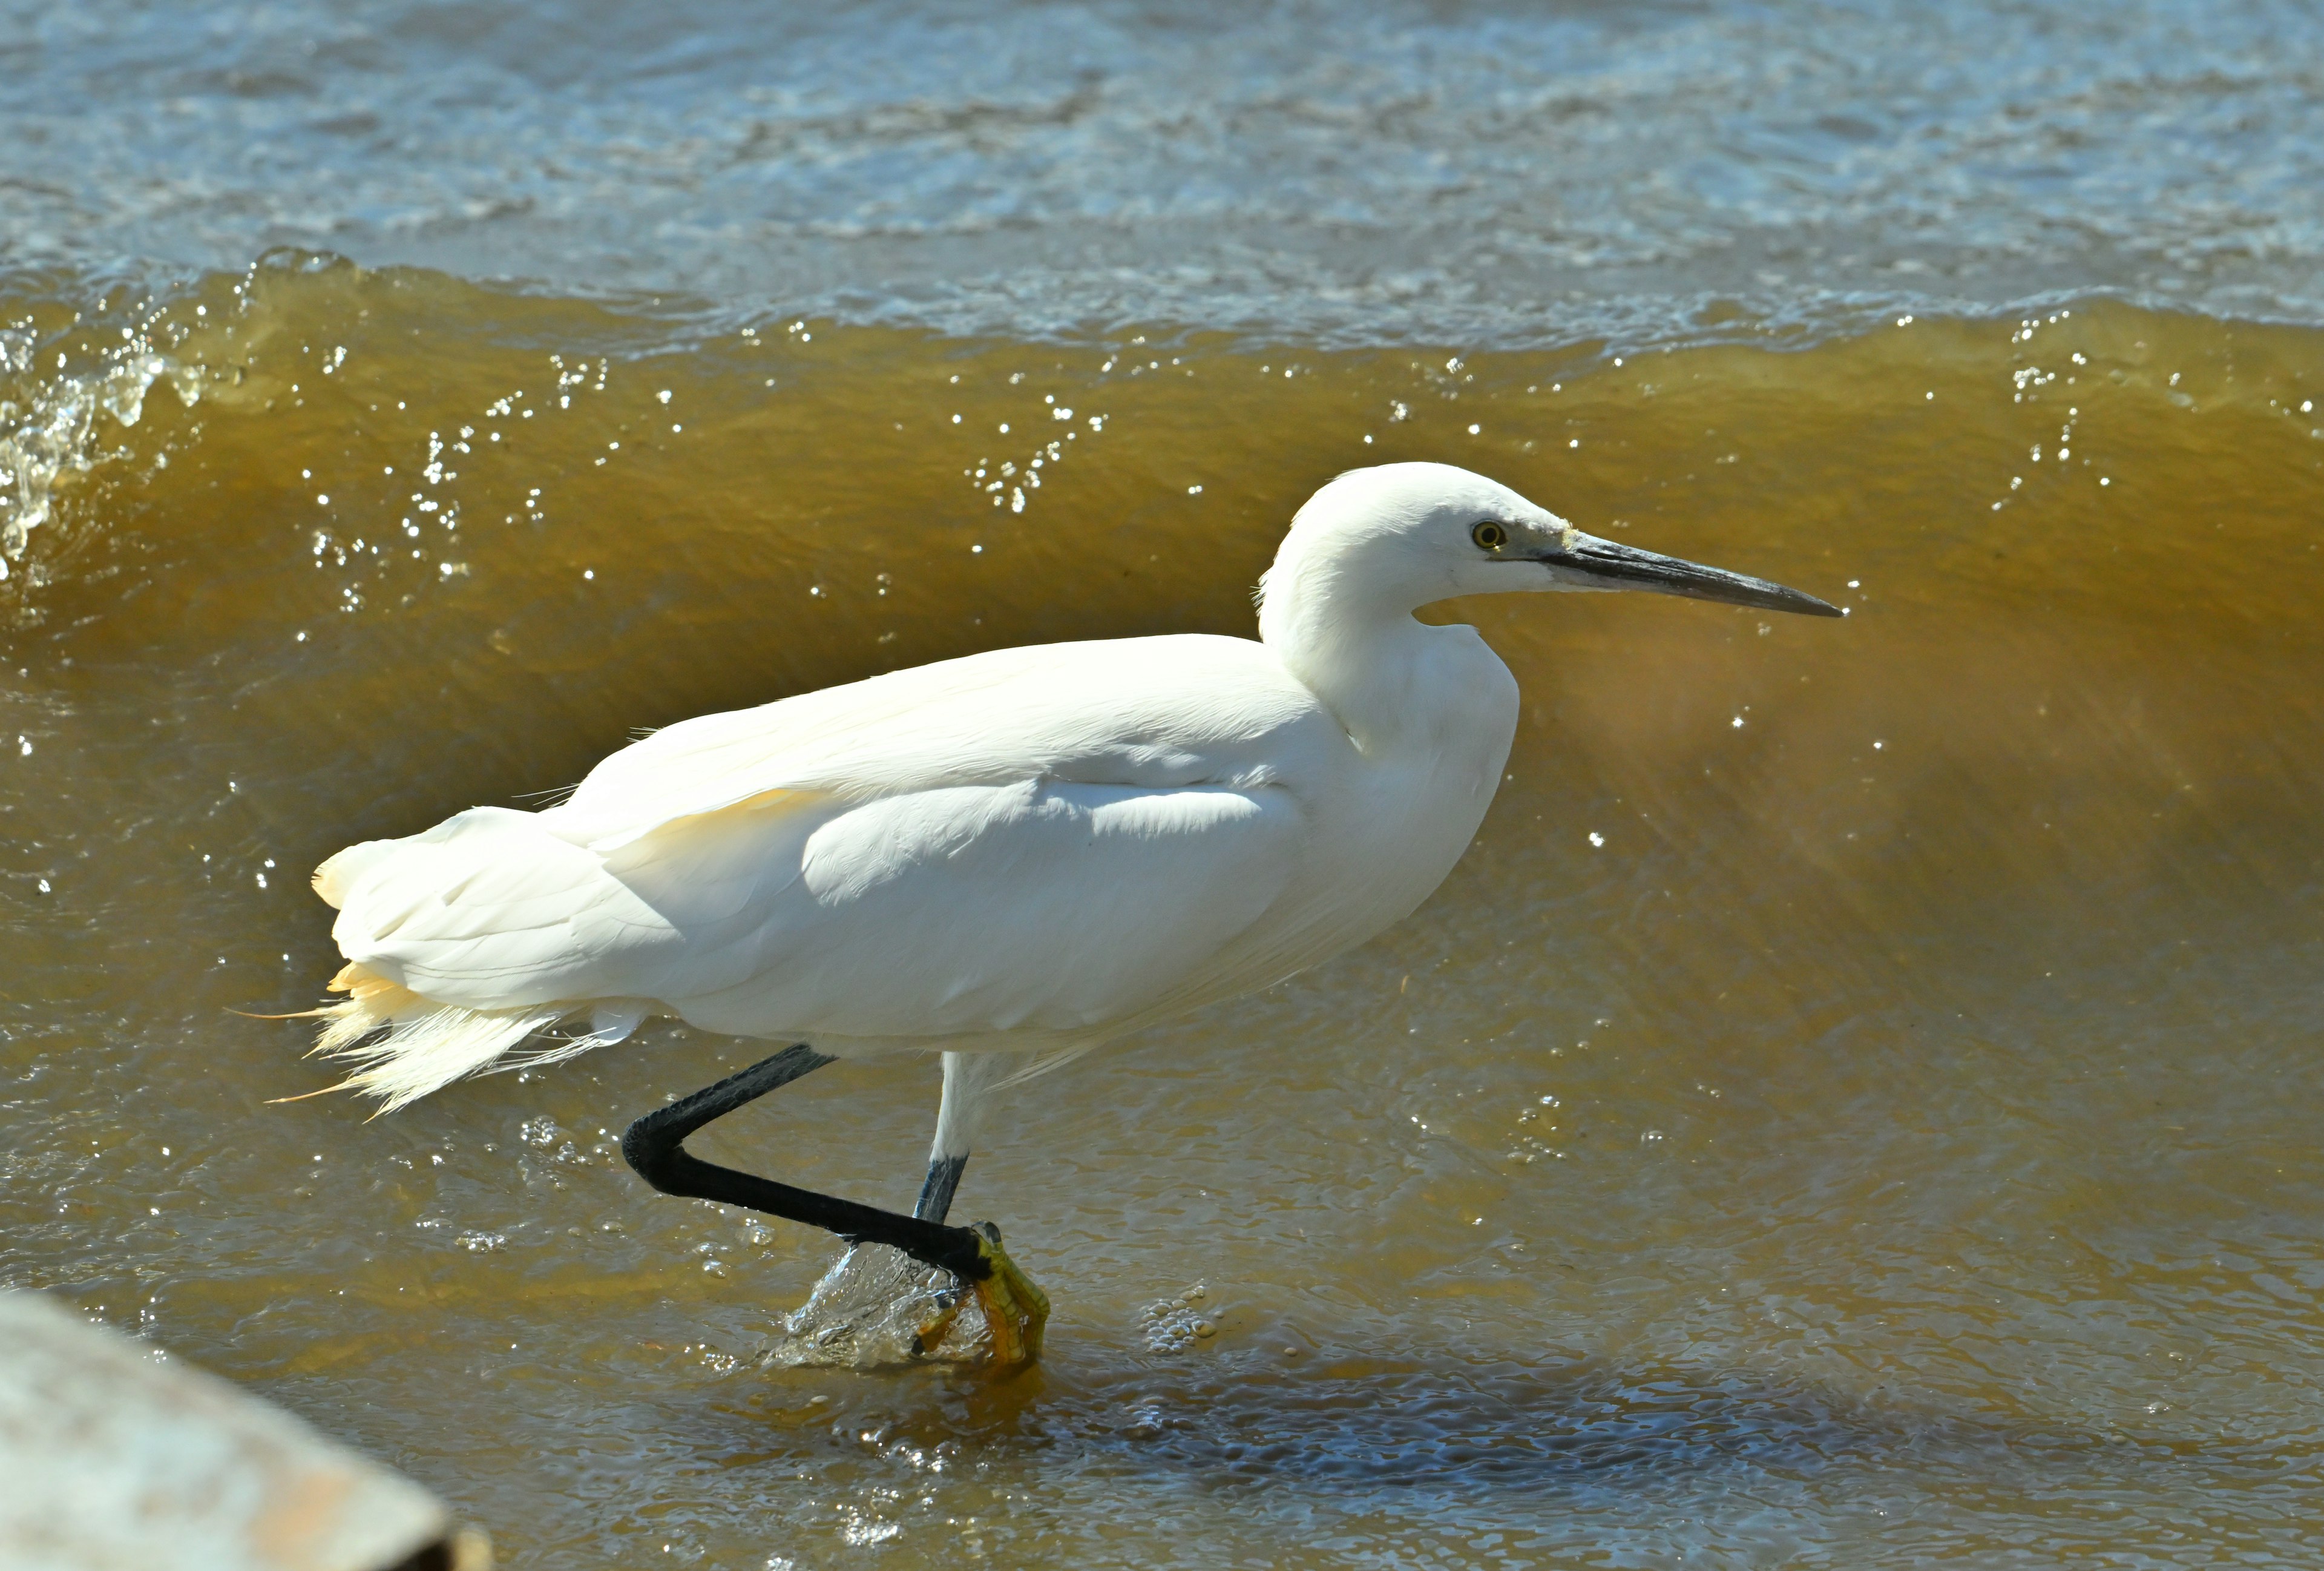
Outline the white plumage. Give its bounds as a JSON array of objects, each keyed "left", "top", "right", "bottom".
[{"left": 306, "top": 463, "right": 1833, "bottom": 1133}]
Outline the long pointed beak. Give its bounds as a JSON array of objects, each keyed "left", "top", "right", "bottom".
[{"left": 1540, "top": 532, "right": 1842, "bottom": 618}]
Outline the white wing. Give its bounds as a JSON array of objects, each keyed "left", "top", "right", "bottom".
[
  {"left": 321, "top": 634, "right": 1342, "bottom": 1042},
  {"left": 546, "top": 634, "right": 1327, "bottom": 841},
  {"left": 665, "top": 777, "right": 1302, "bottom": 1037}
]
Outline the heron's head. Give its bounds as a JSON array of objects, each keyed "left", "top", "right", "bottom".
[{"left": 1263, "top": 461, "right": 1839, "bottom": 621}]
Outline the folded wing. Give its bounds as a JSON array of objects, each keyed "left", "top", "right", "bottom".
[
  {"left": 326, "top": 777, "right": 1304, "bottom": 1040},
  {"left": 319, "top": 635, "right": 1338, "bottom": 1043}
]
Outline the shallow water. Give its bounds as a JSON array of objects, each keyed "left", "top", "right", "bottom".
[
  {"left": 6, "top": 1, "right": 2324, "bottom": 1566},
  {"left": 5, "top": 260, "right": 2320, "bottom": 1566}
]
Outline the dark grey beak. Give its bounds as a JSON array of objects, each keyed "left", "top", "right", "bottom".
[{"left": 1541, "top": 533, "right": 1842, "bottom": 618}]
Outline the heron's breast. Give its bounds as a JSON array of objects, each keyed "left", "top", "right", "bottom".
[{"left": 1272, "top": 686, "right": 1518, "bottom": 955}]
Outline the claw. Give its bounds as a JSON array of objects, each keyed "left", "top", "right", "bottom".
[{"left": 914, "top": 1221, "right": 1049, "bottom": 1370}]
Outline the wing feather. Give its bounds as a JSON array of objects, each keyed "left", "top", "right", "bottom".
[
  {"left": 550, "top": 634, "right": 1330, "bottom": 846},
  {"left": 318, "top": 634, "right": 1343, "bottom": 1044},
  {"left": 668, "top": 778, "right": 1305, "bottom": 1038}
]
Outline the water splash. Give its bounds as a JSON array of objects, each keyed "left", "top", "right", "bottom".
[
  {"left": 761, "top": 1243, "right": 991, "bottom": 1370},
  {"left": 0, "top": 320, "right": 199, "bottom": 583}
]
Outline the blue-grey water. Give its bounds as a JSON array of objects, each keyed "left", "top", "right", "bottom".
[{"left": 8, "top": 0, "right": 2324, "bottom": 343}]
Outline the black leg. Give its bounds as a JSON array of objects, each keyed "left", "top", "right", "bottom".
[
  {"left": 622, "top": 1044, "right": 990, "bottom": 1282},
  {"left": 914, "top": 1153, "right": 968, "bottom": 1223}
]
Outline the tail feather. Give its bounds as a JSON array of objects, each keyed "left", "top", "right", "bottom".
[
  {"left": 311, "top": 995, "right": 563, "bottom": 1113},
  {"left": 993, "top": 1039, "right": 1099, "bottom": 1090},
  {"left": 487, "top": 1002, "right": 648, "bottom": 1078},
  {"left": 300, "top": 966, "right": 649, "bottom": 1113},
  {"left": 306, "top": 963, "right": 552, "bottom": 1112},
  {"left": 312, "top": 839, "right": 398, "bottom": 909}
]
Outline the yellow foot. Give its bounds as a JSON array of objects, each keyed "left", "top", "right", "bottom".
[{"left": 914, "top": 1221, "right": 1050, "bottom": 1371}]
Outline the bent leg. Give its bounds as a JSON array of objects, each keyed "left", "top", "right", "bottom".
[
  {"left": 620, "top": 1043, "right": 1048, "bottom": 1366},
  {"left": 622, "top": 1044, "right": 986, "bottom": 1282}
]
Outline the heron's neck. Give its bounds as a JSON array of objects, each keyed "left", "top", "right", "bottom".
[{"left": 1258, "top": 555, "right": 1452, "bottom": 753}]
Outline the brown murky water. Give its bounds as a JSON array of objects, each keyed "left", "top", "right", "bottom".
[{"left": 5, "top": 261, "right": 2322, "bottom": 1566}]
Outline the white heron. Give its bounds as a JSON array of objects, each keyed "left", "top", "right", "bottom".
[{"left": 295, "top": 461, "right": 1837, "bottom": 1366}]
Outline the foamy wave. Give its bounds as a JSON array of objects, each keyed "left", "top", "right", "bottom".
[{"left": 0, "top": 325, "right": 202, "bottom": 583}]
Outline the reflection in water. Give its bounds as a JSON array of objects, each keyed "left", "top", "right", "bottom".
[
  {"left": 2, "top": 261, "right": 2320, "bottom": 1566},
  {"left": 836, "top": 1355, "right": 1962, "bottom": 1488}
]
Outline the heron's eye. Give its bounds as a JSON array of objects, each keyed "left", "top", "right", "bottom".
[{"left": 1471, "top": 521, "right": 1509, "bottom": 551}]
